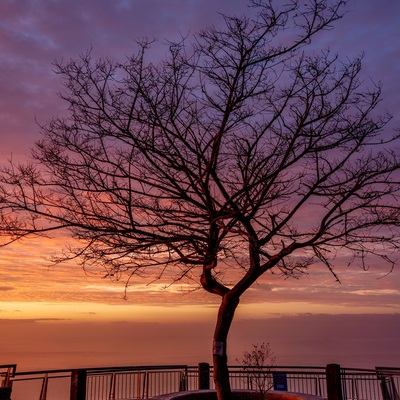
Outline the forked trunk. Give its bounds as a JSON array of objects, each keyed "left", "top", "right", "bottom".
[{"left": 213, "top": 291, "right": 240, "bottom": 400}]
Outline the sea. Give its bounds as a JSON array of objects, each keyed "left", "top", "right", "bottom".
[{"left": 2, "top": 314, "right": 400, "bottom": 399}]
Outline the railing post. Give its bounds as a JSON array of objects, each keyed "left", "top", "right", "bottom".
[
  {"left": 0, "top": 388, "right": 12, "bottom": 400},
  {"left": 0, "top": 368, "right": 13, "bottom": 400},
  {"left": 179, "top": 368, "right": 188, "bottom": 391},
  {"left": 3, "top": 368, "right": 12, "bottom": 388},
  {"left": 109, "top": 373, "right": 116, "bottom": 400},
  {"left": 39, "top": 374, "right": 48, "bottom": 400},
  {"left": 70, "top": 369, "right": 87, "bottom": 400},
  {"left": 198, "top": 363, "right": 210, "bottom": 390},
  {"left": 326, "top": 363, "right": 343, "bottom": 400}
]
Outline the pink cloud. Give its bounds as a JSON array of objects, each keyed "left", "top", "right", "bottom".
[{"left": 0, "top": 285, "right": 13, "bottom": 291}]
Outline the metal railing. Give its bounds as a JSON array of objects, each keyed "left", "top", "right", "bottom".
[
  {"left": 342, "top": 368, "right": 383, "bottom": 400},
  {"left": 0, "top": 364, "right": 16, "bottom": 387},
  {"left": 222, "top": 366, "right": 400, "bottom": 400},
  {"left": 6, "top": 363, "right": 400, "bottom": 400},
  {"left": 9, "top": 365, "right": 189, "bottom": 400},
  {"left": 0, "top": 365, "right": 16, "bottom": 400},
  {"left": 84, "top": 365, "right": 189, "bottom": 400},
  {"left": 9, "top": 369, "right": 71, "bottom": 400},
  {"left": 375, "top": 368, "right": 400, "bottom": 400},
  {"left": 223, "top": 365, "right": 328, "bottom": 396}
]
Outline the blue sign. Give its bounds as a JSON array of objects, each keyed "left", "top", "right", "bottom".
[{"left": 273, "top": 372, "right": 288, "bottom": 391}]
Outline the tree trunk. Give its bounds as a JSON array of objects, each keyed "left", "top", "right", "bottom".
[{"left": 213, "top": 291, "right": 240, "bottom": 400}]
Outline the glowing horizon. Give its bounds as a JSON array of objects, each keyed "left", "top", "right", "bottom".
[{"left": 1, "top": 233, "right": 400, "bottom": 322}]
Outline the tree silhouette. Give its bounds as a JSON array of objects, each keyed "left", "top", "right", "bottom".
[
  {"left": 1, "top": 1, "right": 400, "bottom": 399},
  {"left": 237, "top": 342, "right": 277, "bottom": 395}
]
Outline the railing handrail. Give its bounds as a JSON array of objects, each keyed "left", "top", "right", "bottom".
[
  {"left": 376, "top": 367, "right": 400, "bottom": 375},
  {"left": 0, "top": 364, "right": 17, "bottom": 377},
  {"left": 13, "top": 364, "right": 397, "bottom": 375},
  {"left": 12, "top": 364, "right": 189, "bottom": 377}
]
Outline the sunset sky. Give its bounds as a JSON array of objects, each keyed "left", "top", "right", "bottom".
[{"left": 1, "top": 0, "right": 400, "bottom": 372}]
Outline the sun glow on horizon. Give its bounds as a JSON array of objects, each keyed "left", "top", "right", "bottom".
[
  {"left": 1, "top": 296, "right": 399, "bottom": 325},
  {"left": 1, "top": 231, "right": 400, "bottom": 324},
  {"left": 0, "top": 301, "right": 221, "bottom": 322}
]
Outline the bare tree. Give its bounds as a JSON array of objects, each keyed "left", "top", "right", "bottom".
[
  {"left": 237, "top": 342, "right": 277, "bottom": 395},
  {"left": 1, "top": 1, "right": 400, "bottom": 399}
]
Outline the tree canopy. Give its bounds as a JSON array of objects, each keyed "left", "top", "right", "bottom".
[{"left": 1, "top": 1, "right": 399, "bottom": 398}]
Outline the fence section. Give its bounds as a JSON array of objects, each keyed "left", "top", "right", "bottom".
[
  {"left": 375, "top": 368, "right": 400, "bottom": 400},
  {"left": 9, "top": 370, "right": 70, "bottom": 400},
  {"left": 0, "top": 364, "right": 16, "bottom": 387},
  {"left": 6, "top": 363, "right": 400, "bottom": 400},
  {"left": 341, "top": 368, "right": 383, "bottom": 400},
  {"left": 224, "top": 366, "right": 327, "bottom": 396},
  {"left": 220, "top": 366, "right": 400, "bottom": 400}
]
